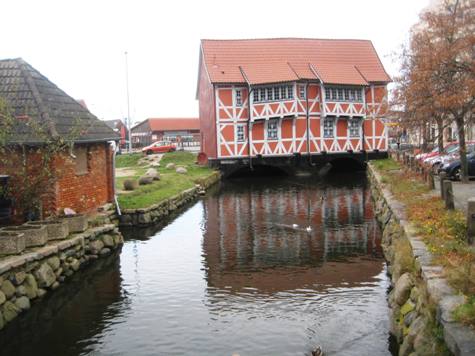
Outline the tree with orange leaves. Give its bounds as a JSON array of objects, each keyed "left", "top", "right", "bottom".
[{"left": 394, "top": 0, "right": 475, "bottom": 181}]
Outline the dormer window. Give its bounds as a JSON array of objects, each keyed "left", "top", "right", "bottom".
[
  {"left": 324, "top": 87, "right": 363, "bottom": 102},
  {"left": 252, "top": 85, "right": 295, "bottom": 103}
]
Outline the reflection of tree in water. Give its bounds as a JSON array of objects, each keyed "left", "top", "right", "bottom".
[
  {"left": 201, "top": 174, "right": 384, "bottom": 294},
  {"left": 0, "top": 251, "right": 129, "bottom": 356}
]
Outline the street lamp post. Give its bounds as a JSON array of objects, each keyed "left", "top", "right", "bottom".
[{"left": 125, "top": 51, "right": 132, "bottom": 153}]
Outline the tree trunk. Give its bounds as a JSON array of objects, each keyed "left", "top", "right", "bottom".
[
  {"left": 436, "top": 117, "right": 444, "bottom": 154},
  {"left": 456, "top": 117, "right": 469, "bottom": 183}
]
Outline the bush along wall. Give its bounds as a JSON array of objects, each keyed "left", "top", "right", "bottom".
[
  {"left": 0, "top": 224, "right": 123, "bottom": 331},
  {"left": 368, "top": 164, "right": 475, "bottom": 356},
  {"left": 119, "top": 171, "right": 221, "bottom": 227}
]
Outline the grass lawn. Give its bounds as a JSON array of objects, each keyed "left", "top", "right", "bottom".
[
  {"left": 116, "top": 151, "right": 217, "bottom": 210},
  {"left": 373, "top": 158, "right": 475, "bottom": 326}
]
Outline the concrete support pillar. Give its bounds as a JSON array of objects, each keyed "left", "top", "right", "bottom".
[
  {"left": 439, "top": 172, "right": 447, "bottom": 200},
  {"left": 466, "top": 198, "right": 475, "bottom": 244},
  {"left": 443, "top": 180, "right": 455, "bottom": 210}
]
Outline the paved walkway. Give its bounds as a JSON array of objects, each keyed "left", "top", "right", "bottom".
[{"left": 433, "top": 176, "right": 475, "bottom": 212}]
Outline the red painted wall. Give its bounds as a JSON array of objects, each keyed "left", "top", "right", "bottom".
[{"left": 198, "top": 54, "right": 217, "bottom": 160}]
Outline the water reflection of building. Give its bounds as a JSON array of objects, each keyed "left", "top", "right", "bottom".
[{"left": 202, "top": 181, "right": 383, "bottom": 293}]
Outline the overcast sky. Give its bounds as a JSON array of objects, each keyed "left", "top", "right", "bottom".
[{"left": 1, "top": 0, "right": 429, "bottom": 124}]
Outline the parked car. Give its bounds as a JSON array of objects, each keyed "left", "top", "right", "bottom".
[
  {"left": 440, "top": 152, "right": 475, "bottom": 180},
  {"left": 142, "top": 141, "right": 176, "bottom": 155},
  {"left": 424, "top": 143, "right": 460, "bottom": 170},
  {"left": 416, "top": 146, "right": 439, "bottom": 161},
  {"left": 430, "top": 142, "right": 475, "bottom": 173}
]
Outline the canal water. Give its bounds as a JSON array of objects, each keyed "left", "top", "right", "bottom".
[{"left": 0, "top": 173, "right": 392, "bottom": 356}]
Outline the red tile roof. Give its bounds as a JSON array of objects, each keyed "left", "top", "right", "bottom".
[
  {"left": 147, "top": 118, "right": 200, "bottom": 132},
  {"left": 201, "top": 38, "right": 391, "bottom": 85}
]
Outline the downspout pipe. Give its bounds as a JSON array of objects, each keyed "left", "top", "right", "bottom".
[
  {"left": 110, "top": 140, "right": 121, "bottom": 216},
  {"left": 305, "top": 81, "right": 311, "bottom": 165},
  {"left": 247, "top": 86, "right": 254, "bottom": 170}
]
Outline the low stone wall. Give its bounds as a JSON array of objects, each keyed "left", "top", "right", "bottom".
[
  {"left": 368, "top": 164, "right": 475, "bottom": 356},
  {"left": 118, "top": 171, "right": 221, "bottom": 227},
  {"left": 0, "top": 224, "right": 123, "bottom": 331}
]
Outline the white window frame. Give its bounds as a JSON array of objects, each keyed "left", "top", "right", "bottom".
[
  {"left": 287, "top": 85, "right": 294, "bottom": 99},
  {"left": 323, "top": 118, "right": 335, "bottom": 138},
  {"left": 349, "top": 119, "right": 361, "bottom": 138},
  {"left": 267, "top": 119, "right": 279, "bottom": 140},
  {"left": 323, "top": 86, "right": 364, "bottom": 102},
  {"left": 236, "top": 124, "right": 246, "bottom": 142},
  {"left": 299, "top": 85, "right": 306, "bottom": 99},
  {"left": 235, "top": 89, "right": 243, "bottom": 107}
]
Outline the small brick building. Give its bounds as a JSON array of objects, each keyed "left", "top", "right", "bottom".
[{"left": 0, "top": 58, "right": 119, "bottom": 222}]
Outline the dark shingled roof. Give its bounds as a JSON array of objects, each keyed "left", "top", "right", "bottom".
[{"left": 0, "top": 58, "right": 119, "bottom": 144}]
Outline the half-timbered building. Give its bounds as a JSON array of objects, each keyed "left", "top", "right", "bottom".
[{"left": 196, "top": 38, "right": 390, "bottom": 172}]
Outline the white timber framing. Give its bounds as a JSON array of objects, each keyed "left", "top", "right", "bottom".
[{"left": 215, "top": 83, "right": 388, "bottom": 159}]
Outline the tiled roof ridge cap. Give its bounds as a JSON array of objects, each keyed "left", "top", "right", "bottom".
[
  {"left": 201, "top": 37, "right": 372, "bottom": 42},
  {"left": 16, "top": 58, "right": 58, "bottom": 137}
]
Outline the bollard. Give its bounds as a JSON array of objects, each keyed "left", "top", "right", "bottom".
[
  {"left": 428, "top": 170, "right": 435, "bottom": 189},
  {"left": 443, "top": 180, "right": 455, "bottom": 210},
  {"left": 466, "top": 198, "right": 475, "bottom": 244},
  {"left": 439, "top": 171, "right": 447, "bottom": 199}
]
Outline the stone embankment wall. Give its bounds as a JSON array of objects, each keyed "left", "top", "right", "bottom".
[
  {"left": 368, "top": 164, "right": 475, "bottom": 356},
  {"left": 0, "top": 224, "right": 123, "bottom": 331},
  {"left": 119, "top": 171, "right": 221, "bottom": 227}
]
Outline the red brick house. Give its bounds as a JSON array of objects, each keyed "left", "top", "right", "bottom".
[
  {"left": 196, "top": 38, "right": 390, "bottom": 169},
  {"left": 131, "top": 118, "right": 200, "bottom": 147},
  {"left": 103, "top": 119, "right": 128, "bottom": 148},
  {"left": 0, "top": 58, "right": 119, "bottom": 222}
]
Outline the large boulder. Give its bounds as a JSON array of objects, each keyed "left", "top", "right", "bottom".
[
  {"left": 123, "top": 179, "right": 138, "bottom": 191},
  {"left": 89, "top": 239, "right": 105, "bottom": 254},
  {"left": 145, "top": 168, "right": 160, "bottom": 181},
  {"left": 393, "top": 273, "right": 414, "bottom": 306},
  {"left": 2, "top": 301, "right": 20, "bottom": 322},
  {"left": 34, "top": 263, "right": 56, "bottom": 288},
  {"left": 166, "top": 163, "right": 175, "bottom": 169},
  {"left": 47, "top": 256, "right": 61, "bottom": 270},
  {"left": 23, "top": 274, "right": 38, "bottom": 299},
  {"left": 176, "top": 166, "right": 187, "bottom": 174},
  {"left": 138, "top": 176, "right": 154, "bottom": 185},
  {"left": 102, "top": 234, "right": 115, "bottom": 248},
  {"left": 14, "top": 296, "right": 30, "bottom": 311},
  {"left": 1, "top": 280, "right": 15, "bottom": 299}
]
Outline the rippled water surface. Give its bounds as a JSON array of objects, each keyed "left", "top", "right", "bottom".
[{"left": 0, "top": 173, "right": 392, "bottom": 356}]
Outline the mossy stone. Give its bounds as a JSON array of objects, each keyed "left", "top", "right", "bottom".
[{"left": 401, "top": 300, "right": 415, "bottom": 316}]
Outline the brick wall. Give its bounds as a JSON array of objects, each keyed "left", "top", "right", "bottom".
[
  {"left": 0, "top": 142, "right": 114, "bottom": 223},
  {"left": 54, "top": 142, "right": 114, "bottom": 215}
]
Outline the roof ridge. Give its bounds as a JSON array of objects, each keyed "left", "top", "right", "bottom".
[
  {"left": 16, "top": 59, "right": 58, "bottom": 137},
  {"left": 201, "top": 37, "right": 373, "bottom": 42}
]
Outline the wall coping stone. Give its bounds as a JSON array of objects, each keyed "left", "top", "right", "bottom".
[
  {"left": 0, "top": 224, "right": 116, "bottom": 277},
  {"left": 368, "top": 163, "right": 475, "bottom": 356}
]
